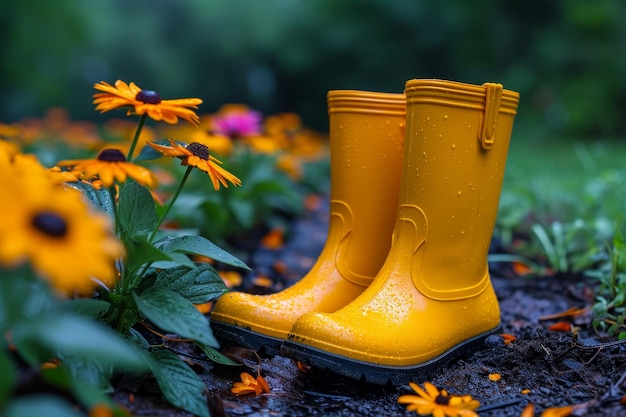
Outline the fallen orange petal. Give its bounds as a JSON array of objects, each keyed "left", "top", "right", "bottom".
[
  {"left": 219, "top": 270, "right": 243, "bottom": 288},
  {"left": 540, "top": 405, "right": 575, "bottom": 417},
  {"left": 273, "top": 260, "right": 288, "bottom": 274},
  {"left": 520, "top": 403, "right": 535, "bottom": 417},
  {"left": 253, "top": 275, "right": 274, "bottom": 288},
  {"left": 194, "top": 302, "right": 213, "bottom": 314},
  {"left": 304, "top": 194, "right": 322, "bottom": 211},
  {"left": 539, "top": 306, "right": 588, "bottom": 321},
  {"left": 499, "top": 333, "right": 517, "bottom": 345},
  {"left": 297, "top": 361, "right": 311, "bottom": 373},
  {"left": 513, "top": 261, "right": 534, "bottom": 276},
  {"left": 231, "top": 371, "right": 270, "bottom": 396},
  {"left": 548, "top": 321, "right": 572, "bottom": 332},
  {"left": 261, "top": 228, "right": 284, "bottom": 249}
]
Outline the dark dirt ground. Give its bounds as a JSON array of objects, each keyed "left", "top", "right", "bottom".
[{"left": 113, "top": 195, "right": 626, "bottom": 417}]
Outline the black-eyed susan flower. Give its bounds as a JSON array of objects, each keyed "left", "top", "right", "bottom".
[
  {"left": 0, "top": 138, "right": 20, "bottom": 160},
  {"left": 188, "top": 130, "right": 233, "bottom": 156},
  {"left": 147, "top": 139, "right": 241, "bottom": 190},
  {"left": 231, "top": 371, "right": 270, "bottom": 396},
  {"left": 93, "top": 80, "right": 203, "bottom": 126},
  {"left": 57, "top": 148, "right": 158, "bottom": 188},
  {"left": 0, "top": 171, "right": 125, "bottom": 294},
  {"left": 398, "top": 381, "right": 480, "bottom": 417}
]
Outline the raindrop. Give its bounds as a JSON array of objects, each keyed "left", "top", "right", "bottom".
[
  {"left": 457, "top": 191, "right": 462, "bottom": 196},
  {"left": 444, "top": 114, "right": 449, "bottom": 119}
]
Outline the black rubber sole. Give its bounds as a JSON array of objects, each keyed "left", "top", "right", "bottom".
[
  {"left": 210, "top": 320, "right": 284, "bottom": 356},
  {"left": 280, "top": 324, "right": 502, "bottom": 386}
]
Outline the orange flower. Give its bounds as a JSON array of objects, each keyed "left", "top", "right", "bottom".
[
  {"left": 93, "top": 80, "right": 202, "bottom": 126},
  {"left": 231, "top": 371, "right": 270, "bottom": 396},
  {"left": 398, "top": 381, "right": 480, "bottom": 416},
  {"left": 147, "top": 139, "right": 241, "bottom": 190},
  {"left": 57, "top": 148, "right": 158, "bottom": 188}
]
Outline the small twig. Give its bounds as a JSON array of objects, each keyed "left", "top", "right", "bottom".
[
  {"left": 476, "top": 398, "right": 523, "bottom": 413},
  {"left": 165, "top": 346, "right": 210, "bottom": 362},
  {"left": 140, "top": 321, "right": 194, "bottom": 342},
  {"left": 575, "top": 338, "right": 626, "bottom": 350},
  {"left": 583, "top": 346, "right": 604, "bottom": 366},
  {"left": 614, "top": 369, "right": 626, "bottom": 389}
]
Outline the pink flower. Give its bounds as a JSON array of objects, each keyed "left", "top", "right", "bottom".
[{"left": 211, "top": 104, "right": 262, "bottom": 138}]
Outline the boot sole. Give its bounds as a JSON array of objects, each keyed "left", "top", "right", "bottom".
[
  {"left": 210, "top": 321, "right": 283, "bottom": 356},
  {"left": 280, "top": 324, "right": 502, "bottom": 385}
]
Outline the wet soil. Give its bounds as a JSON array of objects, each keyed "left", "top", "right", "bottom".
[{"left": 114, "top": 195, "right": 626, "bottom": 417}]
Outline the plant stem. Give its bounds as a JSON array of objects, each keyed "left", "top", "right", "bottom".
[
  {"left": 127, "top": 114, "right": 147, "bottom": 162},
  {"left": 108, "top": 185, "right": 120, "bottom": 235},
  {"left": 148, "top": 165, "right": 194, "bottom": 242}
]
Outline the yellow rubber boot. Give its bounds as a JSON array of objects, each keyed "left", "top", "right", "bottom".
[
  {"left": 282, "top": 79, "right": 520, "bottom": 384},
  {"left": 210, "top": 90, "right": 405, "bottom": 353}
]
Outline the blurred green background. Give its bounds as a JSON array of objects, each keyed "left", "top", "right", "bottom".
[{"left": 1, "top": 0, "right": 625, "bottom": 139}]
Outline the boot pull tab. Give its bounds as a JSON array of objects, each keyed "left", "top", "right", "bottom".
[{"left": 480, "top": 83, "right": 503, "bottom": 149}]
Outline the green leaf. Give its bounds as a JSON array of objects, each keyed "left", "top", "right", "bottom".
[
  {"left": 66, "top": 181, "right": 116, "bottom": 225},
  {"left": 11, "top": 314, "right": 150, "bottom": 372},
  {"left": 128, "top": 327, "right": 151, "bottom": 351},
  {"left": 56, "top": 354, "right": 113, "bottom": 390},
  {"left": 133, "top": 287, "right": 219, "bottom": 347},
  {"left": 149, "top": 350, "right": 210, "bottom": 417},
  {"left": 228, "top": 199, "right": 255, "bottom": 229},
  {"left": 151, "top": 250, "right": 197, "bottom": 270},
  {"left": 63, "top": 298, "right": 111, "bottom": 319},
  {"left": 3, "top": 395, "right": 85, "bottom": 417},
  {"left": 0, "top": 348, "right": 16, "bottom": 406},
  {"left": 156, "top": 235, "right": 250, "bottom": 270},
  {"left": 118, "top": 181, "right": 157, "bottom": 237},
  {"left": 124, "top": 236, "right": 175, "bottom": 278},
  {"left": 0, "top": 265, "right": 56, "bottom": 329},
  {"left": 155, "top": 264, "right": 229, "bottom": 304},
  {"left": 197, "top": 343, "right": 240, "bottom": 366},
  {"left": 41, "top": 365, "right": 116, "bottom": 408}
]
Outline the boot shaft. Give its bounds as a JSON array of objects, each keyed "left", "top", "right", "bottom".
[
  {"left": 400, "top": 80, "right": 520, "bottom": 300},
  {"left": 326, "top": 90, "right": 405, "bottom": 284}
]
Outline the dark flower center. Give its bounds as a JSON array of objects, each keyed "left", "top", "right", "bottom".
[
  {"left": 435, "top": 394, "right": 450, "bottom": 405},
  {"left": 97, "top": 148, "right": 127, "bottom": 162},
  {"left": 33, "top": 212, "right": 68, "bottom": 237},
  {"left": 136, "top": 90, "right": 162, "bottom": 104},
  {"left": 187, "top": 142, "right": 210, "bottom": 160}
]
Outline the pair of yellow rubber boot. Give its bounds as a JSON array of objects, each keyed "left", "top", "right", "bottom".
[{"left": 211, "top": 79, "right": 520, "bottom": 385}]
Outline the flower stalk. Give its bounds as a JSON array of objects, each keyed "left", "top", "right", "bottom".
[{"left": 127, "top": 113, "right": 147, "bottom": 161}]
